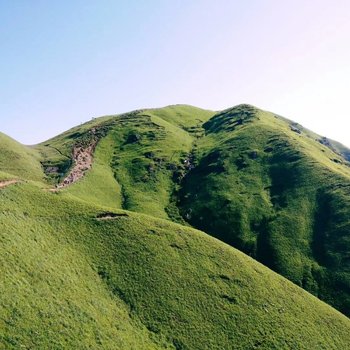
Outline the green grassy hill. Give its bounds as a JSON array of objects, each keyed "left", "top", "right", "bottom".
[
  {"left": 0, "top": 181, "right": 349, "bottom": 349},
  {"left": 35, "top": 104, "right": 350, "bottom": 317},
  {"left": 1, "top": 103, "right": 350, "bottom": 348}
]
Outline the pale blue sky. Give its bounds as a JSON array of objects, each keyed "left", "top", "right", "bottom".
[{"left": 1, "top": 0, "right": 350, "bottom": 146}]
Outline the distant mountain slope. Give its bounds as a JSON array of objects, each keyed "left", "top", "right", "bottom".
[
  {"left": 277, "top": 114, "right": 350, "bottom": 161},
  {"left": 0, "top": 181, "right": 349, "bottom": 349},
  {"left": 30, "top": 104, "right": 350, "bottom": 318},
  {"left": 0, "top": 132, "right": 43, "bottom": 181},
  {"left": 324, "top": 137, "right": 350, "bottom": 161}
]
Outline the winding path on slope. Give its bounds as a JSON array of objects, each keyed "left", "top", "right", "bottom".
[{"left": 0, "top": 180, "right": 19, "bottom": 189}]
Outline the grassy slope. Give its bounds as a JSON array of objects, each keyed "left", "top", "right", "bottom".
[
  {"left": 326, "top": 138, "right": 350, "bottom": 161},
  {"left": 0, "top": 132, "right": 44, "bottom": 181},
  {"left": 65, "top": 131, "right": 123, "bottom": 209},
  {"left": 0, "top": 184, "right": 161, "bottom": 350},
  {"left": 0, "top": 181, "right": 349, "bottom": 349},
  {"left": 40, "top": 105, "right": 214, "bottom": 218},
  {"left": 277, "top": 115, "right": 350, "bottom": 162},
  {"left": 34, "top": 115, "right": 120, "bottom": 183}
]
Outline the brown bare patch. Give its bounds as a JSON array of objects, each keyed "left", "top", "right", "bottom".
[
  {"left": 56, "top": 142, "right": 96, "bottom": 189},
  {"left": 95, "top": 212, "right": 129, "bottom": 220},
  {"left": 0, "top": 180, "right": 18, "bottom": 189}
]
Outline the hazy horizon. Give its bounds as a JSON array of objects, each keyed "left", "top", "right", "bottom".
[{"left": 2, "top": 1, "right": 350, "bottom": 146}]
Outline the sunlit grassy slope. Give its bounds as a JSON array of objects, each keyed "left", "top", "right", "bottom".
[
  {"left": 37, "top": 105, "right": 214, "bottom": 218},
  {"left": 0, "top": 181, "right": 349, "bottom": 349}
]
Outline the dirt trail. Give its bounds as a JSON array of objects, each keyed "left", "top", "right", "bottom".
[{"left": 0, "top": 180, "right": 18, "bottom": 189}]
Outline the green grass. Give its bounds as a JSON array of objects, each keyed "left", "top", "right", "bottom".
[
  {"left": 49, "top": 105, "right": 215, "bottom": 219},
  {"left": 106, "top": 107, "right": 201, "bottom": 218},
  {"left": 1, "top": 103, "right": 350, "bottom": 348},
  {"left": 178, "top": 105, "right": 350, "bottom": 316},
  {"left": 0, "top": 132, "right": 44, "bottom": 181},
  {"left": 0, "top": 184, "right": 161, "bottom": 349},
  {"left": 64, "top": 131, "right": 123, "bottom": 209},
  {"left": 0, "top": 181, "right": 349, "bottom": 349}
]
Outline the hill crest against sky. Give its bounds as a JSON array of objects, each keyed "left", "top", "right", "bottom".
[{"left": 2, "top": 1, "right": 350, "bottom": 146}]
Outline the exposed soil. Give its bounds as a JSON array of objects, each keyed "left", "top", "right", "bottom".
[
  {"left": 0, "top": 180, "right": 18, "bottom": 189},
  {"left": 56, "top": 142, "right": 96, "bottom": 189},
  {"left": 95, "top": 212, "right": 129, "bottom": 220}
]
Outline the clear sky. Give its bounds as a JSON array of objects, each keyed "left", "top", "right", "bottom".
[{"left": 1, "top": 0, "right": 350, "bottom": 146}]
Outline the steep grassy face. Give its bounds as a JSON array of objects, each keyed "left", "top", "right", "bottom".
[
  {"left": 0, "top": 182, "right": 349, "bottom": 349},
  {"left": 0, "top": 132, "right": 44, "bottom": 181},
  {"left": 178, "top": 105, "right": 350, "bottom": 316}
]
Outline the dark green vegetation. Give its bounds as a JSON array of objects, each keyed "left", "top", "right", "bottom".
[
  {"left": 1, "top": 104, "right": 350, "bottom": 349},
  {"left": 179, "top": 105, "right": 350, "bottom": 317}
]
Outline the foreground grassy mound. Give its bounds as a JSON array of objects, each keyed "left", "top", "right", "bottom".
[{"left": 0, "top": 181, "right": 349, "bottom": 349}]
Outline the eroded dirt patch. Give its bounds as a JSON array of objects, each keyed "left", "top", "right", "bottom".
[
  {"left": 95, "top": 212, "right": 129, "bottom": 220},
  {"left": 0, "top": 180, "right": 18, "bottom": 189},
  {"left": 56, "top": 142, "right": 96, "bottom": 189}
]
